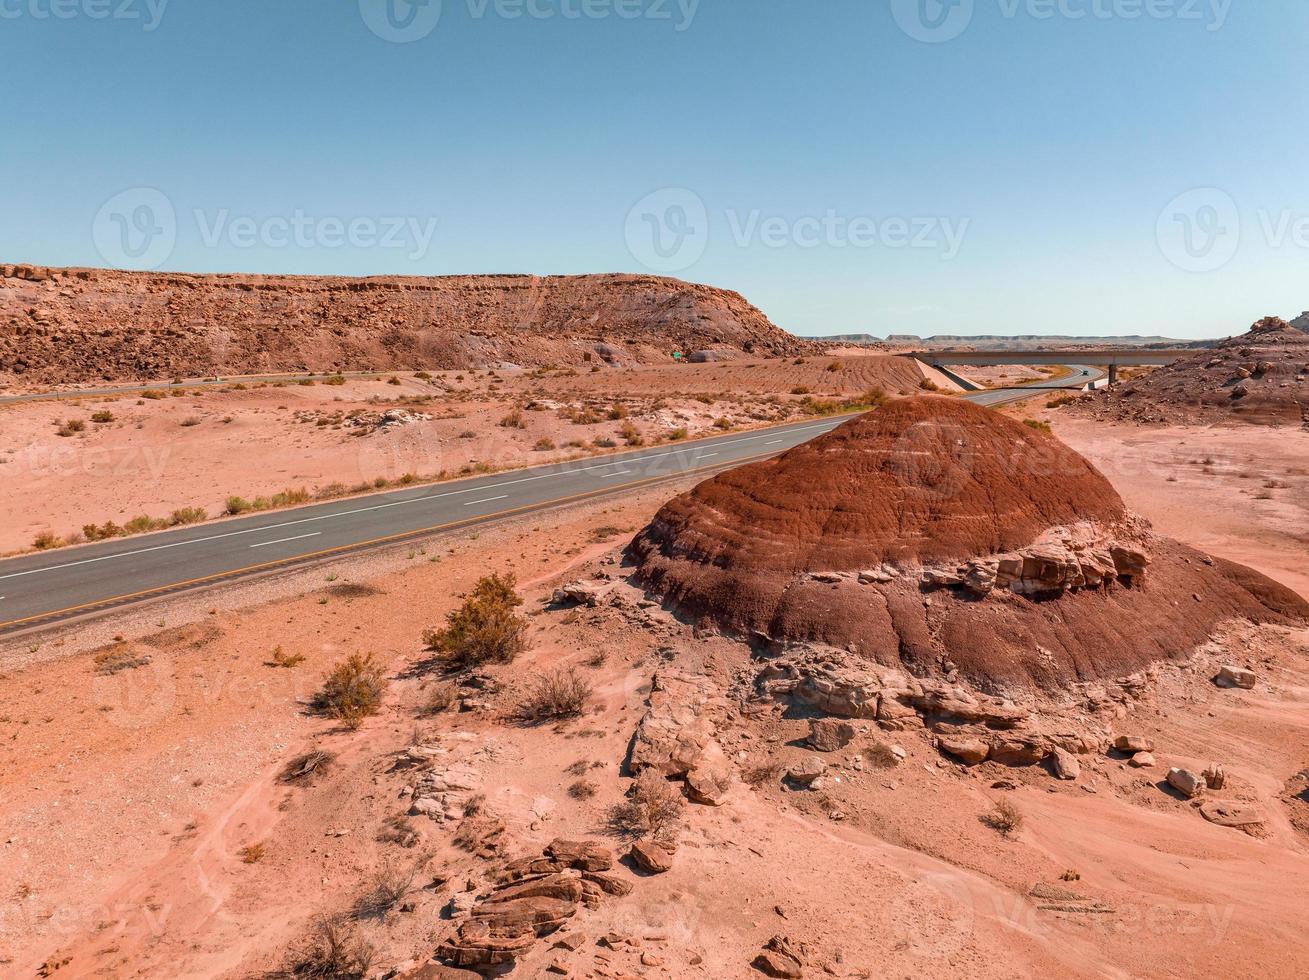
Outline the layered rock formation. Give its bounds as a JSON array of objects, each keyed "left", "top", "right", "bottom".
[
  {"left": 629, "top": 397, "right": 1309, "bottom": 689},
  {"left": 0, "top": 264, "right": 816, "bottom": 384},
  {"left": 1075, "top": 316, "right": 1309, "bottom": 426}
]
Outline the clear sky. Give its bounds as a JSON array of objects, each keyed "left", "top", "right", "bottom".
[{"left": 2, "top": 0, "right": 1306, "bottom": 338}]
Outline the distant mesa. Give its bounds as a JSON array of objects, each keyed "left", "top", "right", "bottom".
[
  {"left": 0, "top": 264, "right": 818, "bottom": 385},
  {"left": 1076, "top": 315, "right": 1309, "bottom": 427},
  {"left": 629, "top": 397, "right": 1308, "bottom": 689}
]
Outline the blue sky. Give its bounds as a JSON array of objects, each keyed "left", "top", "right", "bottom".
[{"left": 1, "top": 0, "right": 1306, "bottom": 338}]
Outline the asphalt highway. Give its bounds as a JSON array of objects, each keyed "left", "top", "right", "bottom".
[{"left": 0, "top": 366, "right": 1101, "bottom": 634}]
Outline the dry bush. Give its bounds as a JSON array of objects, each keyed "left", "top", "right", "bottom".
[
  {"left": 606, "top": 769, "right": 684, "bottom": 840},
  {"left": 376, "top": 815, "right": 419, "bottom": 848},
  {"left": 565, "top": 760, "right": 590, "bottom": 776},
  {"left": 279, "top": 915, "right": 375, "bottom": 979},
  {"left": 239, "top": 843, "right": 266, "bottom": 864},
  {"left": 93, "top": 644, "right": 151, "bottom": 676},
  {"left": 279, "top": 749, "right": 334, "bottom": 785},
  {"left": 982, "top": 799, "right": 1024, "bottom": 837},
  {"left": 919, "top": 378, "right": 941, "bottom": 392},
  {"left": 569, "top": 779, "right": 598, "bottom": 800},
  {"left": 91, "top": 410, "right": 115, "bottom": 423},
  {"left": 425, "top": 681, "right": 459, "bottom": 714},
  {"left": 620, "top": 420, "right": 643, "bottom": 446},
  {"left": 862, "top": 743, "right": 901, "bottom": 770},
  {"left": 518, "top": 669, "right": 592, "bottom": 723},
  {"left": 423, "top": 573, "right": 527, "bottom": 669},
  {"left": 314, "top": 654, "right": 388, "bottom": 729},
  {"left": 533, "top": 437, "right": 556, "bottom": 451},
  {"left": 499, "top": 408, "right": 527, "bottom": 429},
  {"left": 268, "top": 646, "right": 306, "bottom": 669},
  {"left": 742, "top": 763, "right": 782, "bottom": 788},
  {"left": 351, "top": 861, "right": 416, "bottom": 921},
  {"left": 668, "top": 427, "right": 689, "bottom": 441},
  {"left": 1023, "top": 418, "right": 1052, "bottom": 434}
]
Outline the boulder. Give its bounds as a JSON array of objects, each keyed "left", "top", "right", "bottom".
[
  {"left": 1051, "top": 746, "right": 1080, "bottom": 781},
  {"left": 989, "top": 734, "right": 1050, "bottom": 766},
  {"left": 629, "top": 839, "right": 675, "bottom": 874},
  {"left": 1215, "top": 665, "right": 1256, "bottom": 689},
  {"left": 544, "top": 839, "right": 614, "bottom": 872},
  {"left": 806, "top": 718, "right": 856, "bottom": 753},
  {"left": 1199, "top": 800, "right": 1265, "bottom": 831},
  {"left": 1113, "top": 734, "right": 1155, "bottom": 754},
  {"left": 786, "top": 758, "right": 828, "bottom": 786},
  {"left": 1127, "top": 752, "right": 1155, "bottom": 768},
  {"left": 751, "top": 937, "right": 808, "bottom": 978},
  {"left": 551, "top": 580, "right": 605, "bottom": 607},
  {"left": 685, "top": 763, "right": 733, "bottom": 806},
  {"left": 937, "top": 735, "right": 990, "bottom": 765},
  {"left": 1202, "top": 765, "right": 1227, "bottom": 790},
  {"left": 1167, "top": 768, "right": 1205, "bottom": 799}
]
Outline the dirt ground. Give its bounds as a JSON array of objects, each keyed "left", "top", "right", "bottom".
[
  {"left": 1, "top": 408, "right": 1307, "bottom": 979},
  {"left": 0, "top": 353, "right": 941, "bottom": 555}
]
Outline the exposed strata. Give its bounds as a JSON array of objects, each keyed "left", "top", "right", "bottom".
[
  {"left": 629, "top": 397, "right": 1309, "bottom": 689},
  {"left": 0, "top": 264, "right": 818, "bottom": 384}
]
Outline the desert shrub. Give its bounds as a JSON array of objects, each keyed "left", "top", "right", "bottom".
[
  {"left": 268, "top": 646, "right": 306, "bottom": 669},
  {"left": 387, "top": 376, "right": 401, "bottom": 385},
  {"left": 862, "top": 743, "right": 901, "bottom": 769},
  {"left": 919, "top": 378, "right": 941, "bottom": 392},
  {"left": 315, "top": 653, "right": 388, "bottom": 729},
  {"left": 91, "top": 410, "right": 115, "bottom": 423},
  {"left": 376, "top": 814, "right": 419, "bottom": 848},
  {"left": 605, "top": 769, "right": 684, "bottom": 840},
  {"left": 606, "top": 403, "right": 628, "bottom": 420},
  {"left": 534, "top": 437, "right": 556, "bottom": 451},
  {"left": 239, "top": 842, "right": 266, "bottom": 864},
  {"left": 323, "top": 375, "right": 347, "bottom": 386},
  {"left": 499, "top": 408, "right": 527, "bottom": 429},
  {"left": 124, "top": 515, "right": 168, "bottom": 535},
  {"left": 518, "top": 668, "right": 592, "bottom": 723},
  {"left": 620, "top": 420, "right": 642, "bottom": 446},
  {"left": 569, "top": 779, "right": 598, "bottom": 800},
  {"left": 351, "top": 862, "right": 416, "bottom": 921},
  {"left": 414, "top": 371, "right": 432, "bottom": 380},
  {"left": 982, "top": 799, "right": 1024, "bottom": 837},
  {"left": 32, "top": 531, "right": 61, "bottom": 550},
  {"left": 1022, "top": 418, "right": 1052, "bottom": 434},
  {"left": 826, "top": 361, "right": 842, "bottom": 372},
  {"left": 141, "top": 389, "right": 166, "bottom": 400},
  {"left": 225, "top": 496, "right": 252, "bottom": 515},
  {"left": 668, "top": 427, "right": 689, "bottom": 441},
  {"left": 742, "top": 763, "right": 782, "bottom": 788},
  {"left": 423, "top": 573, "right": 527, "bottom": 669},
  {"left": 713, "top": 416, "right": 732, "bottom": 430},
  {"left": 425, "top": 681, "right": 459, "bottom": 714},
  {"left": 82, "top": 521, "right": 124, "bottom": 541},
  {"left": 1046, "top": 395, "right": 1077, "bottom": 409},
  {"left": 280, "top": 916, "right": 375, "bottom": 979},
  {"left": 93, "top": 644, "right": 151, "bottom": 675},
  {"left": 790, "top": 386, "right": 812, "bottom": 395},
  {"left": 593, "top": 437, "right": 617, "bottom": 448},
  {"left": 180, "top": 416, "right": 202, "bottom": 427},
  {"left": 279, "top": 749, "right": 334, "bottom": 784},
  {"left": 169, "top": 506, "right": 207, "bottom": 526}
]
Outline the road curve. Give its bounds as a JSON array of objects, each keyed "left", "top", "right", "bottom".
[{"left": 0, "top": 367, "right": 1098, "bottom": 634}]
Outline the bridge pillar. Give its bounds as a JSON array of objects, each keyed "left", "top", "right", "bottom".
[{"left": 1108, "top": 363, "right": 1118, "bottom": 386}]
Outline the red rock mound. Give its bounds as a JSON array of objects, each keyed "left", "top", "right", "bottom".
[
  {"left": 630, "top": 397, "right": 1308, "bottom": 689},
  {"left": 0, "top": 265, "right": 816, "bottom": 385},
  {"left": 1074, "top": 317, "right": 1309, "bottom": 427}
]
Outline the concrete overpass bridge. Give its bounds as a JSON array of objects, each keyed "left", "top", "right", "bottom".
[{"left": 907, "top": 348, "right": 1196, "bottom": 385}]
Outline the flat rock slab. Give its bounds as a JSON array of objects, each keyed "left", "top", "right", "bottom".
[{"left": 1199, "top": 800, "right": 1265, "bottom": 829}]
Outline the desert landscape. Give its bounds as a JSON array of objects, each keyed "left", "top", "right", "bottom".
[{"left": 2, "top": 269, "right": 1308, "bottom": 979}]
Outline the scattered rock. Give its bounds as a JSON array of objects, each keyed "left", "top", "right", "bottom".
[
  {"left": 786, "top": 758, "right": 828, "bottom": 786},
  {"left": 1202, "top": 765, "right": 1227, "bottom": 790},
  {"left": 1199, "top": 800, "right": 1265, "bottom": 832},
  {"left": 1051, "top": 746, "right": 1081, "bottom": 781},
  {"left": 1215, "top": 665, "right": 1256, "bottom": 689},
  {"left": 806, "top": 718, "right": 856, "bottom": 753},
  {"left": 1127, "top": 752, "right": 1155, "bottom": 768},
  {"left": 937, "top": 735, "right": 990, "bottom": 765},
  {"left": 1113, "top": 735, "right": 1155, "bottom": 754},
  {"left": 629, "top": 839, "right": 675, "bottom": 874},
  {"left": 1167, "top": 768, "right": 1206, "bottom": 799}
]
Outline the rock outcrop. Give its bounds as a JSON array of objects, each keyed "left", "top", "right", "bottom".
[
  {"left": 0, "top": 265, "right": 816, "bottom": 384},
  {"left": 631, "top": 398, "right": 1309, "bottom": 688},
  {"left": 1073, "top": 316, "right": 1309, "bottom": 427}
]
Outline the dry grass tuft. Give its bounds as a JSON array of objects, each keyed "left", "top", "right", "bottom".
[
  {"left": 982, "top": 799, "right": 1024, "bottom": 837},
  {"left": 278, "top": 915, "right": 375, "bottom": 979},
  {"left": 518, "top": 669, "right": 593, "bottom": 723},
  {"left": 605, "top": 769, "right": 684, "bottom": 840}
]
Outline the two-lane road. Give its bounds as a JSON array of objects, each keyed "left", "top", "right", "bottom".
[{"left": 0, "top": 367, "right": 1100, "bottom": 634}]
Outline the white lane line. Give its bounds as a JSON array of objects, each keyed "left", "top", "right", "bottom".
[
  {"left": 464, "top": 495, "right": 509, "bottom": 507},
  {"left": 598, "top": 470, "right": 633, "bottom": 479},
  {"left": 249, "top": 532, "right": 321, "bottom": 549},
  {"left": 0, "top": 418, "right": 845, "bottom": 583}
]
